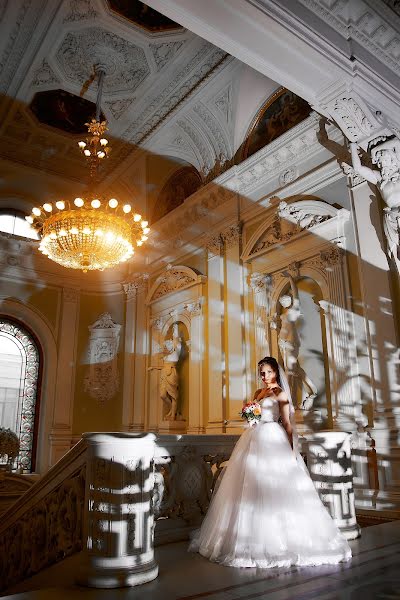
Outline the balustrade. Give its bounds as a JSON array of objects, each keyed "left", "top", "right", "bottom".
[{"left": 0, "top": 431, "right": 359, "bottom": 591}]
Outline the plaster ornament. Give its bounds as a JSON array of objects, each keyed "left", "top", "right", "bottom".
[
  {"left": 278, "top": 200, "right": 330, "bottom": 229},
  {"left": 332, "top": 97, "right": 374, "bottom": 141},
  {"left": 105, "top": 98, "right": 134, "bottom": 120},
  {"left": 63, "top": 0, "right": 97, "bottom": 22},
  {"left": 84, "top": 313, "right": 121, "bottom": 404},
  {"left": 350, "top": 138, "right": 400, "bottom": 266},
  {"left": 150, "top": 42, "right": 184, "bottom": 71},
  {"left": 279, "top": 167, "right": 298, "bottom": 186},
  {"left": 31, "top": 59, "right": 60, "bottom": 87},
  {"left": 56, "top": 28, "right": 150, "bottom": 94},
  {"left": 153, "top": 267, "right": 196, "bottom": 300}
]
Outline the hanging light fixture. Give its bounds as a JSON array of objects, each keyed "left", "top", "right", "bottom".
[{"left": 26, "top": 66, "right": 149, "bottom": 272}]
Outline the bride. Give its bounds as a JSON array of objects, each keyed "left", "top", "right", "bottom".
[{"left": 189, "top": 356, "right": 352, "bottom": 568}]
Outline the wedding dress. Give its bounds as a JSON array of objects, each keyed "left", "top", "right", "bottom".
[{"left": 189, "top": 395, "right": 352, "bottom": 568}]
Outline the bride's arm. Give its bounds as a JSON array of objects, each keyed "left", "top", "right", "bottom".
[{"left": 278, "top": 393, "right": 293, "bottom": 448}]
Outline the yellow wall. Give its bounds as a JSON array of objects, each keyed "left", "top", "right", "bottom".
[{"left": 72, "top": 292, "right": 126, "bottom": 435}]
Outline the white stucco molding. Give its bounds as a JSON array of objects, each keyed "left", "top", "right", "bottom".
[
  {"left": 146, "top": 264, "right": 206, "bottom": 304},
  {"left": 242, "top": 198, "right": 350, "bottom": 262}
]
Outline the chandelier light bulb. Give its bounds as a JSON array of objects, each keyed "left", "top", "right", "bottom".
[
  {"left": 32, "top": 207, "right": 41, "bottom": 216},
  {"left": 43, "top": 203, "right": 53, "bottom": 212},
  {"left": 70, "top": 227, "right": 79, "bottom": 234},
  {"left": 123, "top": 204, "right": 131, "bottom": 213},
  {"left": 141, "top": 235, "right": 148, "bottom": 241},
  {"left": 74, "top": 197, "right": 84, "bottom": 207},
  {"left": 108, "top": 198, "right": 118, "bottom": 208},
  {"left": 49, "top": 231, "right": 57, "bottom": 239},
  {"left": 83, "top": 226, "right": 91, "bottom": 235},
  {"left": 100, "top": 138, "right": 108, "bottom": 146},
  {"left": 59, "top": 229, "right": 67, "bottom": 237},
  {"left": 136, "top": 240, "right": 143, "bottom": 246},
  {"left": 94, "top": 229, "right": 103, "bottom": 236},
  {"left": 97, "top": 151, "right": 106, "bottom": 159},
  {"left": 55, "top": 201, "right": 65, "bottom": 210},
  {"left": 133, "top": 213, "right": 141, "bottom": 222},
  {"left": 141, "top": 220, "right": 148, "bottom": 228},
  {"left": 84, "top": 149, "right": 91, "bottom": 157},
  {"left": 25, "top": 216, "right": 33, "bottom": 224},
  {"left": 143, "top": 227, "right": 150, "bottom": 234},
  {"left": 91, "top": 199, "right": 101, "bottom": 208},
  {"left": 105, "top": 231, "right": 115, "bottom": 242},
  {"left": 78, "top": 141, "right": 86, "bottom": 149}
]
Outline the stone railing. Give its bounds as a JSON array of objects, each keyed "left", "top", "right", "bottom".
[
  {"left": 0, "top": 430, "right": 359, "bottom": 592},
  {"left": 0, "top": 438, "right": 86, "bottom": 592}
]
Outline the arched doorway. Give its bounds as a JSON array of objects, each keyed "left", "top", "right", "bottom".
[{"left": 0, "top": 319, "right": 42, "bottom": 472}]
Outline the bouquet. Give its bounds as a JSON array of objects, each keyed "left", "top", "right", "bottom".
[{"left": 240, "top": 401, "right": 261, "bottom": 426}]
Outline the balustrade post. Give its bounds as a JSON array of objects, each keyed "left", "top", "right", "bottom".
[
  {"left": 302, "top": 431, "right": 360, "bottom": 540},
  {"left": 77, "top": 433, "right": 158, "bottom": 588}
]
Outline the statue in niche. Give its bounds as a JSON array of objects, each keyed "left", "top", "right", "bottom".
[
  {"left": 350, "top": 138, "right": 400, "bottom": 267},
  {"left": 160, "top": 323, "right": 183, "bottom": 421},
  {"left": 277, "top": 273, "right": 318, "bottom": 410}
]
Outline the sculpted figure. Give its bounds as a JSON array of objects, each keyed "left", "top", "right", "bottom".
[
  {"left": 278, "top": 273, "right": 317, "bottom": 409},
  {"left": 160, "top": 323, "right": 183, "bottom": 421},
  {"left": 351, "top": 138, "right": 400, "bottom": 264}
]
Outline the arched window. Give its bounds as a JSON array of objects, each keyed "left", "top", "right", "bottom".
[
  {"left": 0, "top": 319, "right": 41, "bottom": 472},
  {"left": 0, "top": 209, "right": 39, "bottom": 239}
]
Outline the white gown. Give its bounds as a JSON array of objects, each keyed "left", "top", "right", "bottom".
[{"left": 189, "top": 396, "right": 352, "bottom": 568}]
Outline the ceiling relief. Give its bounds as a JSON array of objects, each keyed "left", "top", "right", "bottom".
[
  {"left": 31, "top": 59, "right": 60, "bottom": 88},
  {"left": 56, "top": 27, "right": 150, "bottom": 94},
  {"left": 122, "top": 43, "right": 228, "bottom": 144},
  {"left": 150, "top": 41, "right": 185, "bottom": 71},
  {"left": 29, "top": 89, "right": 102, "bottom": 135},
  {"left": 63, "top": 0, "right": 98, "bottom": 23},
  {"left": 105, "top": 98, "right": 135, "bottom": 120},
  {"left": 242, "top": 88, "right": 312, "bottom": 160},
  {"left": 107, "top": 0, "right": 183, "bottom": 32},
  {"left": 152, "top": 166, "right": 203, "bottom": 224}
]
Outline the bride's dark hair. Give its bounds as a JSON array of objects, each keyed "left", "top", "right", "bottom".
[{"left": 258, "top": 356, "right": 281, "bottom": 386}]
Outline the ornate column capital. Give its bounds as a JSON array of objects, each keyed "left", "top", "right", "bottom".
[
  {"left": 249, "top": 272, "right": 272, "bottom": 292},
  {"left": 184, "top": 300, "right": 202, "bottom": 317},
  {"left": 221, "top": 222, "right": 242, "bottom": 248},
  {"left": 123, "top": 273, "right": 149, "bottom": 299},
  {"left": 319, "top": 246, "right": 344, "bottom": 267},
  {"left": 63, "top": 287, "right": 80, "bottom": 303},
  {"left": 205, "top": 234, "right": 223, "bottom": 259}
]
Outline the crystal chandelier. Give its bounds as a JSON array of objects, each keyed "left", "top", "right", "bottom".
[{"left": 26, "top": 67, "right": 150, "bottom": 272}]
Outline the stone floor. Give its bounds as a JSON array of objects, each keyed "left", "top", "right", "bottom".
[{"left": 3, "top": 521, "right": 400, "bottom": 600}]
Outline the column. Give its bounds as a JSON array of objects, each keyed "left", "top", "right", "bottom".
[
  {"left": 205, "top": 235, "right": 224, "bottom": 432},
  {"left": 78, "top": 433, "right": 158, "bottom": 588},
  {"left": 49, "top": 287, "right": 79, "bottom": 466},
  {"left": 186, "top": 300, "right": 204, "bottom": 434},
  {"left": 121, "top": 283, "right": 137, "bottom": 431},
  {"left": 122, "top": 276, "right": 149, "bottom": 432},
  {"left": 222, "top": 224, "right": 246, "bottom": 430}
]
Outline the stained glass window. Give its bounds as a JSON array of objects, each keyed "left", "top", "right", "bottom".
[{"left": 0, "top": 319, "right": 41, "bottom": 472}]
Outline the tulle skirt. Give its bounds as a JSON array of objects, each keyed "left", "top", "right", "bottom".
[{"left": 189, "top": 422, "right": 352, "bottom": 568}]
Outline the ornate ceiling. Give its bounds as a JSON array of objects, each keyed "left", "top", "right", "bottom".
[{"left": 0, "top": 0, "right": 280, "bottom": 214}]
